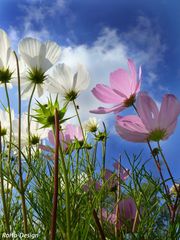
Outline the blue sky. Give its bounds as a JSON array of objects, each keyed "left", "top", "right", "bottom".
[{"left": 0, "top": 0, "right": 179, "bottom": 181}]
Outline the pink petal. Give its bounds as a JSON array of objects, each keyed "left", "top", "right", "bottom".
[
  {"left": 103, "top": 169, "right": 113, "bottom": 180},
  {"left": 135, "top": 65, "right": 142, "bottom": 93},
  {"left": 39, "top": 144, "right": 52, "bottom": 152},
  {"left": 136, "top": 92, "right": 159, "bottom": 131},
  {"left": 110, "top": 68, "right": 132, "bottom": 97},
  {"left": 158, "top": 94, "right": 180, "bottom": 130},
  {"left": 128, "top": 59, "right": 137, "bottom": 92},
  {"left": 116, "top": 115, "right": 149, "bottom": 142},
  {"left": 48, "top": 130, "right": 55, "bottom": 146},
  {"left": 92, "top": 84, "right": 123, "bottom": 104},
  {"left": 118, "top": 198, "right": 137, "bottom": 221},
  {"left": 113, "top": 162, "right": 129, "bottom": 181},
  {"left": 90, "top": 104, "right": 125, "bottom": 114},
  {"left": 164, "top": 120, "right": 177, "bottom": 140}
]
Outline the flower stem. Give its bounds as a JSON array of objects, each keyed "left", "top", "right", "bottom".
[
  {"left": 4, "top": 82, "right": 12, "bottom": 163},
  {"left": 0, "top": 122, "right": 10, "bottom": 235},
  {"left": 27, "top": 83, "right": 36, "bottom": 163},
  {"left": 157, "top": 141, "right": 179, "bottom": 194},
  {"left": 72, "top": 100, "right": 91, "bottom": 174},
  {"left": 50, "top": 109, "right": 59, "bottom": 240},
  {"left": 72, "top": 100, "right": 85, "bottom": 140},
  {"left": 147, "top": 141, "right": 172, "bottom": 215},
  {"left": 4, "top": 81, "right": 13, "bottom": 230},
  {"left": 58, "top": 127, "right": 71, "bottom": 240},
  {"left": 14, "top": 51, "right": 28, "bottom": 233},
  {"left": 93, "top": 209, "right": 106, "bottom": 240}
]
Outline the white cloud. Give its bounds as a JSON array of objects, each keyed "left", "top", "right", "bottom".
[
  {"left": 6, "top": 12, "right": 166, "bottom": 127},
  {"left": 58, "top": 20, "right": 166, "bottom": 123}
]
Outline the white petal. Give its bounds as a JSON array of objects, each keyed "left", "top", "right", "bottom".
[
  {"left": 36, "top": 85, "right": 44, "bottom": 97},
  {"left": 18, "top": 38, "right": 42, "bottom": 69},
  {"left": 75, "top": 64, "right": 90, "bottom": 91},
  {"left": 21, "top": 82, "right": 34, "bottom": 99},
  {"left": 0, "top": 29, "right": 10, "bottom": 67},
  {"left": 44, "top": 41, "right": 61, "bottom": 65},
  {"left": 49, "top": 63, "right": 73, "bottom": 93}
]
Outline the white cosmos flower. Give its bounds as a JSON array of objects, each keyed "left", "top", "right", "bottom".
[
  {"left": 46, "top": 63, "right": 90, "bottom": 100},
  {"left": 13, "top": 113, "right": 48, "bottom": 146},
  {"left": 0, "top": 108, "right": 15, "bottom": 136},
  {"left": 18, "top": 37, "right": 61, "bottom": 99},
  {"left": 83, "top": 117, "right": 99, "bottom": 133},
  {"left": 0, "top": 29, "right": 17, "bottom": 88},
  {"left": 170, "top": 183, "right": 180, "bottom": 196}
]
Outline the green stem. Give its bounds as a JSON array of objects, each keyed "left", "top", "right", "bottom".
[
  {"left": 157, "top": 141, "right": 179, "bottom": 194},
  {"left": 72, "top": 100, "right": 85, "bottom": 140},
  {"left": 0, "top": 123, "right": 10, "bottom": 235},
  {"left": 50, "top": 109, "right": 59, "bottom": 240},
  {"left": 4, "top": 81, "right": 13, "bottom": 232},
  {"left": 4, "top": 82, "right": 12, "bottom": 163},
  {"left": 14, "top": 51, "right": 28, "bottom": 233},
  {"left": 72, "top": 100, "right": 91, "bottom": 174},
  {"left": 58, "top": 130, "right": 71, "bottom": 240},
  {"left": 27, "top": 83, "right": 36, "bottom": 163}
]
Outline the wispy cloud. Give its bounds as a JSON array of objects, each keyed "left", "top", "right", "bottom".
[{"left": 6, "top": 7, "right": 166, "bottom": 124}]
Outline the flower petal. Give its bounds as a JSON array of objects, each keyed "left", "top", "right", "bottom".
[
  {"left": 48, "top": 130, "right": 55, "bottom": 146},
  {"left": 116, "top": 115, "right": 149, "bottom": 142},
  {"left": 90, "top": 104, "right": 125, "bottom": 114},
  {"left": 92, "top": 84, "right": 123, "bottom": 104},
  {"left": 136, "top": 92, "right": 159, "bottom": 131},
  {"left": 0, "top": 29, "right": 10, "bottom": 68},
  {"left": 73, "top": 64, "right": 90, "bottom": 92},
  {"left": 128, "top": 59, "right": 137, "bottom": 92},
  {"left": 48, "top": 63, "right": 73, "bottom": 93},
  {"left": 159, "top": 94, "right": 180, "bottom": 130},
  {"left": 19, "top": 38, "right": 42, "bottom": 69},
  {"left": 37, "top": 85, "right": 44, "bottom": 97},
  {"left": 44, "top": 41, "right": 61, "bottom": 64},
  {"left": 110, "top": 68, "right": 132, "bottom": 97}
]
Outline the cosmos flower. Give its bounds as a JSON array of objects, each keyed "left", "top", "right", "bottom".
[
  {"left": 90, "top": 59, "right": 141, "bottom": 114},
  {"left": 169, "top": 183, "right": 180, "bottom": 196},
  {"left": 102, "top": 198, "right": 137, "bottom": 230},
  {"left": 0, "top": 29, "right": 17, "bottom": 88},
  {"left": 18, "top": 37, "right": 61, "bottom": 98},
  {"left": 0, "top": 108, "right": 15, "bottom": 137},
  {"left": 116, "top": 93, "right": 180, "bottom": 142},
  {"left": 83, "top": 163, "right": 129, "bottom": 192},
  {"left": 83, "top": 117, "right": 99, "bottom": 133},
  {"left": 46, "top": 63, "right": 90, "bottom": 101},
  {"left": 13, "top": 113, "right": 48, "bottom": 146},
  {"left": 41, "top": 123, "right": 83, "bottom": 153}
]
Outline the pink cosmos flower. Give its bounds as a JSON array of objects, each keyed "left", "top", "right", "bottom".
[
  {"left": 83, "top": 163, "right": 129, "bottom": 192},
  {"left": 116, "top": 93, "right": 180, "bottom": 142},
  {"left": 102, "top": 198, "right": 137, "bottom": 230},
  {"left": 90, "top": 59, "right": 141, "bottom": 114},
  {"left": 39, "top": 124, "right": 83, "bottom": 153}
]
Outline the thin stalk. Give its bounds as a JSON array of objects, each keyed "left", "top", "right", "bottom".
[
  {"left": 147, "top": 141, "right": 172, "bottom": 215},
  {"left": 157, "top": 141, "right": 179, "bottom": 194},
  {"left": 4, "top": 82, "right": 12, "bottom": 162},
  {"left": 4, "top": 75, "right": 13, "bottom": 234},
  {"left": 93, "top": 209, "right": 106, "bottom": 240},
  {"left": 72, "top": 100, "right": 91, "bottom": 175},
  {"left": 115, "top": 162, "right": 121, "bottom": 237},
  {"left": 50, "top": 109, "right": 59, "bottom": 240},
  {"left": 72, "top": 100, "right": 85, "bottom": 140},
  {"left": 0, "top": 123, "right": 10, "bottom": 235},
  {"left": 14, "top": 51, "right": 28, "bottom": 233},
  {"left": 59, "top": 131, "right": 71, "bottom": 240},
  {"left": 27, "top": 83, "right": 36, "bottom": 163}
]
